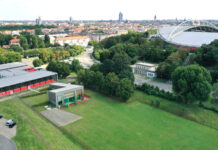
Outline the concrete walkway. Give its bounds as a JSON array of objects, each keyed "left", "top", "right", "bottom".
[
  {"left": 41, "top": 109, "right": 82, "bottom": 127},
  {"left": 0, "top": 135, "right": 17, "bottom": 150}
]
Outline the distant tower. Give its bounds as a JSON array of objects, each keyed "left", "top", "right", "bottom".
[
  {"left": 69, "top": 16, "right": 73, "bottom": 25},
  {"left": 154, "top": 15, "right": 157, "bottom": 21},
  {"left": 119, "top": 12, "right": 123, "bottom": 22}
]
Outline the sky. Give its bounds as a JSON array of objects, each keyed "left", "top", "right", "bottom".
[{"left": 0, "top": 0, "right": 218, "bottom": 20}]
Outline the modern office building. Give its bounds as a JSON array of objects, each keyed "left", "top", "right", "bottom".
[
  {"left": 36, "top": 16, "right": 42, "bottom": 25},
  {"left": 119, "top": 12, "right": 123, "bottom": 22},
  {"left": 132, "top": 62, "right": 158, "bottom": 78},
  {"left": 159, "top": 20, "right": 218, "bottom": 50},
  {"left": 0, "top": 62, "right": 57, "bottom": 97},
  {"left": 49, "top": 83, "right": 85, "bottom": 108}
]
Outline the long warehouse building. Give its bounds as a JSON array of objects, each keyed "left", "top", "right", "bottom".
[{"left": 0, "top": 62, "right": 58, "bottom": 97}]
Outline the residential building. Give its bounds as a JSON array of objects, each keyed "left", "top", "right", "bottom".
[
  {"left": 9, "top": 37, "right": 20, "bottom": 46},
  {"left": 54, "top": 36, "right": 90, "bottom": 47}
]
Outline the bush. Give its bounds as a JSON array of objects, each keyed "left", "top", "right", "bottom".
[
  {"left": 155, "top": 100, "right": 160, "bottom": 108},
  {"left": 33, "top": 59, "right": 43, "bottom": 67}
]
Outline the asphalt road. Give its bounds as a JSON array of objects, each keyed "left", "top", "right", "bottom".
[
  {"left": 134, "top": 75, "right": 172, "bottom": 92},
  {"left": 0, "top": 135, "right": 17, "bottom": 150}
]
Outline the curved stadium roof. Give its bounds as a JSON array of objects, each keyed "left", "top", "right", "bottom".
[{"left": 158, "top": 21, "right": 218, "bottom": 48}]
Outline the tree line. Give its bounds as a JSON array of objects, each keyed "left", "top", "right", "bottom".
[
  {"left": 90, "top": 31, "right": 177, "bottom": 65},
  {"left": 0, "top": 25, "right": 56, "bottom": 31},
  {"left": 0, "top": 48, "right": 21, "bottom": 64},
  {"left": 32, "top": 45, "right": 85, "bottom": 67}
]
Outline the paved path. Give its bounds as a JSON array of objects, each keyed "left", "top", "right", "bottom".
[
  {"left": 65, "top": 46, "right": 100, "bottom": 68},
  {"left": 134, "top": 75, "right": 172, "bottom": 92},
  {"left": 0, "top": 135, "right": 17, "bottom": 150}
]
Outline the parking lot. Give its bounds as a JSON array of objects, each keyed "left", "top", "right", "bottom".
[{"left": 0, "top": 118, "right": 17, "bottom": 139}]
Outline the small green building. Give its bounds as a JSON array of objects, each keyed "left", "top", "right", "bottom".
[{"left": 49, "top": 83, "right": 84, "bottom": 107}]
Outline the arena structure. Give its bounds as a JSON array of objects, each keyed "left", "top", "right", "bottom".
[
  {"left": 158, "top": 20, "right": 218, "bottom": 50},
  {"left": 0, "top": 62, "right": 58, "bottom": 97}
]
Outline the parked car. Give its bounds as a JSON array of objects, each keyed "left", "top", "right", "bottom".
[
  {"left": 5, "top": 120, "right": 16, "bottom": 128},
  {"left": 0, "top": 115, "right": 3, "bottom": 119}
]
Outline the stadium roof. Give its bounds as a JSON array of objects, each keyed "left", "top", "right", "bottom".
[{"left": 158, "top": 21, "right": 218, "bottom": 48}]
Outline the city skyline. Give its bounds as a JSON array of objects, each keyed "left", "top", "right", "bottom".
[{"left": 0, "top": 0, "right": 218, "bottom": 20}]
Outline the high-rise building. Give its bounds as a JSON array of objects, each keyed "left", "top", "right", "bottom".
[
  {"left": 119, "top": 12, "right": 123, "bottom": 22},
  {"left": 154, "top": 15, "right": 157, "bottom": 21},
  {"left": 69, "top": 16, "right": 73, "bottom": 25},
  {"left": 36, "top": 16, "right": 42, "bottom": 25}
]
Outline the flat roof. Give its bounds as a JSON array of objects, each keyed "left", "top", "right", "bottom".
[
  {"left": 50, "top": 83, "right": 83, "bottom": 93},
  {"left": 0, "top": 70, "right": 57, "bottom": 88},
  {"left": 136, "top": 62, "right": 157, "bottom": 67},
  {"left": 0, "top": 62, "right": 27, "bottom": 71}
]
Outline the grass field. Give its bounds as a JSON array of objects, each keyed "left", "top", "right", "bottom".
[
  {"left": 61, "top": 90, "right": 218, "bottom": 150},
  {"left": 0, "top": 99, "right": 82, "bottom": 150},
  {"left": 1, "top": 90, "right": 218, "bottom": 150},
  {"left": 131, "top": 91, "right": 218, "bottom": 130}
]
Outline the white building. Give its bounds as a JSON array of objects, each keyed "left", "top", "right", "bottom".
[
  {"left": 132, "top": 62, "right": 158, "bottom": 78},
  {"left": 54, "top": 36, "right": 90, "bottom": 47}
]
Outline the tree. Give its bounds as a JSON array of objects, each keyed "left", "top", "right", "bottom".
[
  {"left": 104, "top": 72, "right": 120, "bottom": 95},
  {"left": 112, "top": 52, "right": 131, "bottom": 74},
  {"left": 10, "top": 45, "right": 23, "bottom": 53},
  {"left": 100, "top": 59, "right": 114, "bottom": 75},
  {"left": 19, "top": 36, "right": 29, "bottom": 50},
  {"left": 35, "top": 28, "right": 43, "bottom": 35},
  {"left": 33, "top": 59, "right": 43, "bottom": 67},
  {"left": 38, "top": 37, "right": 45, "bottom": 48},
  {"left": 39, "top": 49, "right": 51, "bottom": 63},
  {"left": 71, "top": 59, "right": 83, "bottom": 73},
  {"left": 171, "top": 65, "right": 212, "bottom": 104},
  {"left": 31, "top": 35, "right": 38, "bottom": 48},
  {"left": 47, "top": 61, "right": 70, "bottom": 78},
  {"left": 118, "top": 68, "right": 134, "bottom": 84},
  {"left": 116, "top": 78, "right": 134, "bottom": 101},
  {"left": 44, "top": 35, "right": 50, "bottom": 47},
  {"left": 92, "top": 71, "right": 105, "bottom": 90},
  {"left": 5, "top": 51, "right": 21, "bottom": 63}
]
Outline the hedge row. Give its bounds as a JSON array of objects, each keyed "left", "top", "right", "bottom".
[{"left": 135, "top": 83, "right": 182, "bottom": 103}]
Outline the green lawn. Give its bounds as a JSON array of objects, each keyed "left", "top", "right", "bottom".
[
  {"left": 2, "top": 90, "right": 218, "bottom": 150},
  {"left": 70, "top": 72, "right": 77, "bottom": 77},
  {"left": 61, "top": 90, "right": 218, "bottom": 150},
  {"left": 0, "top": 99, "right": 82, "bottom": 150},
  {"left": 131, "top": 90, "right": 218, "bottom": 130}
]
